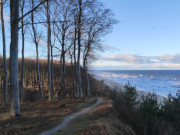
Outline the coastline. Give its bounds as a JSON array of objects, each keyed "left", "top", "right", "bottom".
[{"left": 91, "top": 74, "right": 166, "bottom": 104}]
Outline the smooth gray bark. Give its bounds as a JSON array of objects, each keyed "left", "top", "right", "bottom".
[
  {"left": 10, "top": 0, "right": 20, "bottom": 116},
  {"left": 83, "top": 60, "right": 90, "bottom": 97},
  {"left": 35, "top": 45, "right": 43, "bottom": 99},
  {"left": 73, "top": 18, "right": 78, "bottom": 97},
  {"left": 0, "top": 0, "right": 8, "bottom": 105},
  {"left": 46, "top": 0, "right": 53, "bottom": 101},
  {"left": 51, "top": 45, "right": 54, "bottom": 94},
  {"left": 86, "top": 69, "right": 90, "bottom": 96},
  {"left": 20, "top": 0, "right": 25, "bottom": 102},
  {"left": 61, "top": 34, "right": 66, "bottom": 98},
  {"left": 31, "top": 0, "right": 43, "bottom": 99},
  {"left": 77, "top": 0, "right": 83, "bottom": 98}
]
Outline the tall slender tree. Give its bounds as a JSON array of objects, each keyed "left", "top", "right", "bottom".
[
  {"left": 31, "top": 0, "right": 43, "bottom": 99},
  {"left": 53, "top": 0, "right": 73, "bottom": 98},
  {"left": 46, "top": 0, "right": 53, "bottom": 101},
  {"left": 77, "top": 0, "right": 83, "bottom": 98},
  {"left": 51, "top": 21, "right": 55, "bottom": 96},
  {"left": 82, "top": 1, "right": 117, "bottom": 96},
  {"left": 10, "top": 0, "right": 20, "bottom": 116},
  {"left": 20, "top": 0, "right": 25, "bottom": 102},
  {"left": 0, "top": 0, "right": 8, "bottom": 105},
  {"left": 9, "top": 0, "right": 47, "bottom": 116}
]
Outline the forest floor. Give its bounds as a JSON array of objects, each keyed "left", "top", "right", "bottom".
[
  {"left": 54, "top": 97, "right": 135, "bottom": 135},
  {"left": 0, "top": 96, "right": 135, "bottom": 135},
  {"left": 0, "top": 97, "right": 96, "bottom": 135},
  {"left": 40, "top": 98, "right": 103, "bottom": 135}
]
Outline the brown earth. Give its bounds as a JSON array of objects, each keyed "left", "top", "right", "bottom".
[
  {"left": 0, "top": 97, "right": 96, "bottom": 135},
  {"left": 77, "top": 98, "right": 135, "bottom": 135},
  {"left": 55, "top": 98, "right": 135, "bottom": 135}
]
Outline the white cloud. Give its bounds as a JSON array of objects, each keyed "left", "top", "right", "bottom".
[
  {"left": 102, "top": 54, "right": 180, "bottom": 64},
  {"left": 156, "top": 54, "right": 180, "bottom": 63},
  {"left": 102, "top": 54, "right": 153, "bottom": 64},
  {"left": 103, "top": 44, "right": 120, "bottom": 52},
  {"left": 92, "top": 54, "right": 180, "bottom": 70}
]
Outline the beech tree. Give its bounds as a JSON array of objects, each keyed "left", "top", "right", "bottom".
[
  {"left": 9, "top": 0, "right": 47, "bottom": 116},
  {"left": 31, "top": 0, "right": 43, "bottom": 99},
  {"left": 20, "top": 0, "right": 25, "bottom": 102},
  {"left": 10, "top": 0, "right": 20, "bottom": 116},
  {"left": 0, "top": 0, "right": 8, "bottom": 105},
  {"left": 76, "top": 0, "right": 83, "bottom": 98},
  {"left": 82, "top": 1, "right": 117, "bottom": 96},
  {"left": 7, "top": 0, "right": 116, "bottom": 116},
  {"left": 53, "top": 0, "right": 73, "bottom": 98},
  {"left": 68, "top": 0, "right": 78, "bottom": 97},
  {"left": 46, "top": 0, "right": 53, "bottom": 101}
]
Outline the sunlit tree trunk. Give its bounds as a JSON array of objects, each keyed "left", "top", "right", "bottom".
[
  {"left": 0, "top": 0, "right": 8, "bottom": 105},
  {"left": 10, "top": 0, "right": 20, "bottom": 116}
]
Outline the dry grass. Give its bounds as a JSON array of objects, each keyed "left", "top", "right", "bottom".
[
  {"left": 82, "top": 99, "right": 135, "bottom": 135},
  {"left": 0, "top": 97, "right": 96, "bottom": 135},
  {"left": 56, "top": 98, "right": 135, "bottom": 135}
]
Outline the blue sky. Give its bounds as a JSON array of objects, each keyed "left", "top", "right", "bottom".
[
  {"left": 92, "top": 0, "right": 180, "bottom": 70},
  {"left": 1, "top": 0, "right": 180, "bottom": 70}
]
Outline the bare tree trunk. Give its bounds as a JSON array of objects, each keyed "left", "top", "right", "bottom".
[
  {"left": 77, "top": 0, "right": 83, "bottom": 98},
  {"left": 83, "top": 58, "right": 90, "bottom": 97},
  {"left": 36, "top": 45, "right": 43, "bottom": 98},
  {"left": 63, "top": 50, "right": 66, "bottom": 98},
  {"left": 73, "top": 18, "right": 79, "bottom": 97},
  {"left": 86, "top": 70, "right": 90, "bottom": 96},
  {"left": 51, "top": 45, "right": 54, "bottom": 94},
  {"left": 20, "top": 0, "right": 25, "bottom": 102},
  {"left": 62, "top": 35, "right": 66, "bottom": 98},
  {"left": 10, "top": 0, "right": 20, "bottom": 116},
  {"left": 59, "top": 42, "right": 66, "bottom": 98},
  {"left": 85, "top": 65, "right": 90, "bottom": 97},
  {"left": 59, "top": 53, "right": 63, "bottom": 96},
  {"left": 46, "top": 0, "right": 53, "bottom": 101},
  {"left": 0, "top": 0, "right": 8, "bottom": 105},
  {"left": 31, "top": 0, "right": 43, "bottom": 99},
  {"left": 70, "top": 53, "right": 74, "bottom": 97}
]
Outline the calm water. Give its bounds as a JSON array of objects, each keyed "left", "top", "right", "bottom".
[{"left": 93, "top": 70, "right": 180, "bottom": 97}]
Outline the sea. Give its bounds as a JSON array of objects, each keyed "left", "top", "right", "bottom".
[{"left": 93, "top": 70, "right": 180, "bottom": 97}]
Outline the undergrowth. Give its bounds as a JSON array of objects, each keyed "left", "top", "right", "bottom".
[{"left": 90, "top": 77, "right": 180, "bottom": 135}]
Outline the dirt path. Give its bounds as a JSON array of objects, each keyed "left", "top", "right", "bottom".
[{"left": 40, "top": 98, "right": 103, "bottom": 135}]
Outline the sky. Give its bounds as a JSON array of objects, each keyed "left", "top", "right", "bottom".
[
  {"left": 92, "top": 0, "right": 180, "bottom": 70},
  {"left": 0, "top": 4, "right": 50, "bottom": 59},
  {"left": 1, "top": 0, "right": 180, "bottom": 70}
]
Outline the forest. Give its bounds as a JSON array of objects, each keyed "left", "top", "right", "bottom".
[
  {"left": 0, "top": 0, "right": 116, "bottom": 116},
  {"left": 1, "top": 1, "right": 180, "bottom": 135}
]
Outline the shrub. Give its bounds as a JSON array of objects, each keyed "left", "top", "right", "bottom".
[
  {"left": 160, "top": 94, "right": 180, "bottom": 134},
  {"left": 122, "top": 82, "right": 138, "bottom": 107},
  {"left": 91, "top": 78, "right": 180, "bottom": 135},
  {"left": 137, "top": 93, "right": 160, "bottom": 135}
]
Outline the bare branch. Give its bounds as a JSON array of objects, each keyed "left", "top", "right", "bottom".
[{"left": 18, "top": 0, "right": 47, "bottom": 22}]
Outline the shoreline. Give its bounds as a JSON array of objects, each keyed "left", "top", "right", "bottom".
[{"left": 91, "top": 74, "right": 166, "bottom": 104}]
